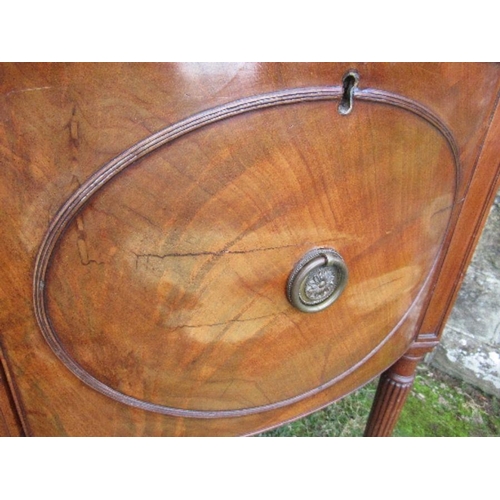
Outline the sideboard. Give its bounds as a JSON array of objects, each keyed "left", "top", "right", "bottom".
[{"left": 1, "top": 63, "right": 499, "bottom": 436}]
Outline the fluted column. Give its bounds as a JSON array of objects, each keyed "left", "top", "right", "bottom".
[{"left": 364, "top": 333, "right": 439, "bottom": 437}]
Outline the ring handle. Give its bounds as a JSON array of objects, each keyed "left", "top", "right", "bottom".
[{"left": 287, "top": 248, "right": 348, "bottom": 313}]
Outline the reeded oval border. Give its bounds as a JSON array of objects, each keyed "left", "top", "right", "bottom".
[{"left": 33, "top": 85, "right": 461, "bottom": 418}]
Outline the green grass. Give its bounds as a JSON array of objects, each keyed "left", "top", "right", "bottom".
[
  {"left": 259, "top": 365, "right": 500, "bottom": 437},
  {"left": 394, "top": 366, "right": 500, "bottom": 437}
]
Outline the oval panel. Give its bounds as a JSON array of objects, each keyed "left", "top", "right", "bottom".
[{"left": 36, "top": 88, "right": 458, "bottom": 416}]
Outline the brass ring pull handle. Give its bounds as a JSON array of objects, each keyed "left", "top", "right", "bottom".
[{"left": 287, "top": 248, "right": 348, "bottom": 313}]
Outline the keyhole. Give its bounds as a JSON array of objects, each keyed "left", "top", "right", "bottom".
[{"left": 338, "top": 70, "right": 360, "bottom": 115}]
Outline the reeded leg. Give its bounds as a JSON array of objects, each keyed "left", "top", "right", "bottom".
[{"left": 364, "top": 333, "right": 439, "bottom": 437}]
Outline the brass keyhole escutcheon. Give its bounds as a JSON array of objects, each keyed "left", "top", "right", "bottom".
[{"left": 287, "top": 248, "right": 348, "bottom": 313}]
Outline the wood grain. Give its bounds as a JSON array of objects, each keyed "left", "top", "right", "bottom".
[
  {"left": 35, "top": 86, "right": 458, "bottom": 417},
  {"left": 0, "top": 63, "right": 499, "bottom": 435},
  {"left": 0, "top": 349, "right": 24, "bottom": 436},
  {"left": 420, "top": 98, "right": 500, "bottom": 336}
]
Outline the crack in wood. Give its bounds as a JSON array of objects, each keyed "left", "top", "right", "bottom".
[
  {"left": 168, "top": 313, "right": 278, "bottom": 330},
  {"left": 373, "top": 276, "right": 403, "bottom": 290},
  {"left": 132, "top": 238, "right": 339, "bottom": 264},
  {"left": 133, "top": 243, "right": 304, "bottom": 261}
]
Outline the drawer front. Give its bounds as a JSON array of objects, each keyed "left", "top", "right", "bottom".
[
  {"left": 42, "top": 91, "right": 457, "bottom": 416},
  {"left": 1, "top": 63, "right": 499, "bottom": 435}
]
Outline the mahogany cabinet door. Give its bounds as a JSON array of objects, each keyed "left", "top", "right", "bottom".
[{"left": 0, "top": 63, "right": 499, "bottom": 436}]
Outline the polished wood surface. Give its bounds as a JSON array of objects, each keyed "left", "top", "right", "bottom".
[
  {"left": 43, "top": 96, "right": 455, "bottom": 415},
  {"left": 1, "top": 63, "right": 499, "bottom": 435},
  {"left": 0, "top": 350, "right": 23, "bottom": 436},
  {"left": 421, "top": 100, "right": 500, "bottom": 335}
]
